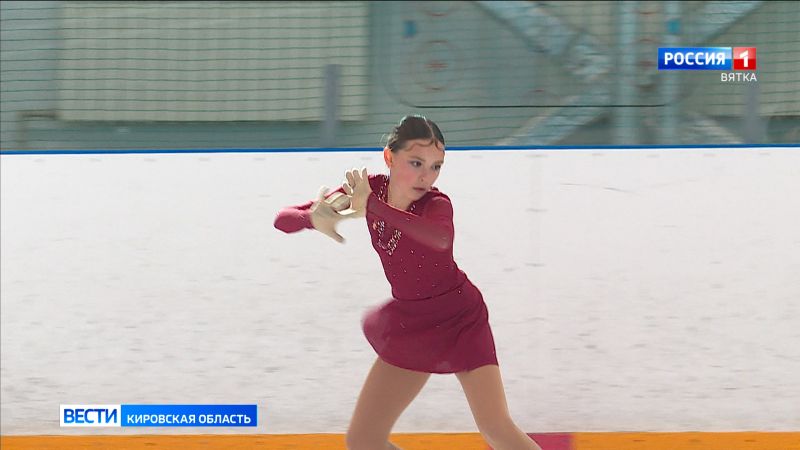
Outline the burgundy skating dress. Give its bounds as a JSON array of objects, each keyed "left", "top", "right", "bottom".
[{"left": 274, "top": 174, "right": 498, "bottom": 373}]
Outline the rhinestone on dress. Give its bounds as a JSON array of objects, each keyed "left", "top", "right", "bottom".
[{"left": 373, "top": 176, "right": 416, "bottom": 256}]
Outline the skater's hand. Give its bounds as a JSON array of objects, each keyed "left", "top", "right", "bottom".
[
  {"left": 342, "top": 167, "right": 371, "bottom": 217},
  {"left": 310, "top": 186, "right": 349, "bottom": 243}
]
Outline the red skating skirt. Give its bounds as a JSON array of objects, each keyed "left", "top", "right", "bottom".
[{"left": 361, "top": 278, "right": 498, "bottom": 374}]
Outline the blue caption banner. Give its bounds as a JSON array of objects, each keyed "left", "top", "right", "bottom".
[{"left": 121, "top": 404, "right": 257, "bottom": 427}]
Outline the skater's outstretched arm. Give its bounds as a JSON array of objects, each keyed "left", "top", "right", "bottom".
[{"left": 274, "top": 185, "right": 352, "bottom": 243}]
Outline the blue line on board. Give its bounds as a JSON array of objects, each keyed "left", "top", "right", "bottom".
[{"left": 1, "top": 143, "right": 798, "bottom": 155}]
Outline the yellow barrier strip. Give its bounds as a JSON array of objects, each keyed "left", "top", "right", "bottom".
[
  {"left": 3, "top": 432, "right": 799, "bottom": 450},
  {"left": 573, "top": 432, "right": 800, "bottom": 450},
  {"left": 0, "top": 433, "right": 488, "bottom": 450}
]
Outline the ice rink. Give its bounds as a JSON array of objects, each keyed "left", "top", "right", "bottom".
[{"left": 1, "top": 147, "right": 799, "bottom": 435}]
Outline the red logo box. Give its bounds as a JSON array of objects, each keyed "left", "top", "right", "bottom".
[{"left": 733, "top": 47, "right": 757, "bottom": 71}]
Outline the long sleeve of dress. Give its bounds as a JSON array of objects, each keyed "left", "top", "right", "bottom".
[
  {"left": 367, "top": 192, "right": 454, "bottom": 251},
  {"left": 273, "top": 200, "right": 315, "bottom": 233}
]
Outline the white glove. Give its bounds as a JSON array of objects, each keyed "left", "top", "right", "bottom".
[
  {"left": 342, "top": 167, "right": 371, "bottom": 217},
  {"left": 324, "top": 191, "right": 351, "bottom": 211},
  {"left": 309, "top": 186, "right": 350, "bottom": 243}
]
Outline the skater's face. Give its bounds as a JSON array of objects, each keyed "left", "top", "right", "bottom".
[{"left": 385, "top": 139, "right": 445, "bottom": 201}]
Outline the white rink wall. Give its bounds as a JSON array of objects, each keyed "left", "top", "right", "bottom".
[{"left": 1, "top": 147, "right": 799, "bottom": 435}]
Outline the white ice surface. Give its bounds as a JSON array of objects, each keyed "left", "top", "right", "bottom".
[{"left": 1, "top": 148, "right": 799, "bottom": 434}]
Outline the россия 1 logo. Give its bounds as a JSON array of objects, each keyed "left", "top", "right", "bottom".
[{"left": 658, "top": 47, "right": 757, "bottom": 82}]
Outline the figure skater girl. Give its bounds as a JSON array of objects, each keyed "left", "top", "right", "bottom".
[{"left": 274, "top": 115, "right": 540, "bottom": 450}]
